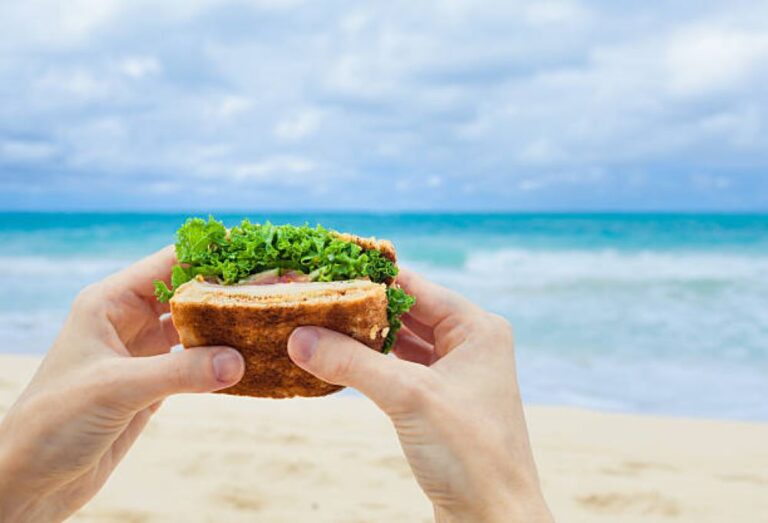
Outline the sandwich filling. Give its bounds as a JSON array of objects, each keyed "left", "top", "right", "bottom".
[{"left": 154, "top": 217, "right": 415, "bottom": 352}]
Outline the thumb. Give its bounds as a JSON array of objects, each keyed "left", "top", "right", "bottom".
[
  {"left": 288, "top": 327, "right": 426, "bottom": 413},
  {"left": 113, "top": 346, "right": 245, "bottom": 409}
]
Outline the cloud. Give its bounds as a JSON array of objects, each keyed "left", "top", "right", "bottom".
[
  {"left": 206, "top": 95, "right": 253, "bottom": 120},
  {"left": 119, "top": 56, "right": 162, "bottom": 78},
  {"left": 230, "top": 156, "right": 316, "bottom": 182},
  {"left": 0, "top": 139, "right": 58, "bottom": 162},
  {"left": 0, "top": 0, "right": 767, "bottom": 210},
  {"left": 0, "top": 0, "right": 122, "bottom": 49},
  {"left": 691, "top": 173, "right": 731, "bottom": 190},
  {"left": 274, "top": 109, "right": 323, "bottom": 141},
  {"left": 525, "top": 1, "right": 590, "bottom": 26},
  {"left": 35, "top": 68, "right": 114, "bottom": 101},
  {"left": 666, "top": 26, "right": 768, "bottom": 95}
]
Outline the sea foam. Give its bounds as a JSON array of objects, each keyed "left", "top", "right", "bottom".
[{"left": 405, "top": 248, "right": 768, "bottom": 420}]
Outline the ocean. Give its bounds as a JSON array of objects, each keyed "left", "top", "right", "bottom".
[{"left": 1, "top": 212, "right": 766, "bottom": 421}]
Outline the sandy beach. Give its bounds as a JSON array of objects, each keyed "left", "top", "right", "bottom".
[{"left": 1, "top": 355, "right": 766, "bottom": 522}]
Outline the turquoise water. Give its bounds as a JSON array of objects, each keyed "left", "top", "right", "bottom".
[{"left": 2, "top": 212, "right": 767, "bottom": 420}]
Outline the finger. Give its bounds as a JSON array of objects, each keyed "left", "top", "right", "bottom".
[
  {"left": 288, "top": 327, "right": 429, "bottom": 413},
  {"left": 392, "top": 328, "right": 435, "bottom": 366},
  {"left": 109, "top": 346, "right": 244, "bottom": 409},
  {"left": 126, "top": 314, "right": 180, "bottom": 357},
  {"left": 402, "top": 314, "right": 436, "bottom": 344},
  {"left": 153, "top": 300, "right": 171, "bottom": 316},
  {"left": 396, "top": 268, "right": 479, "bottom": 327},
  {"left": 104, "top": 245, "right": 177, "bottom": 300},
  {"left": 161, "top": 314, "right": 181, "bottom": 346}
]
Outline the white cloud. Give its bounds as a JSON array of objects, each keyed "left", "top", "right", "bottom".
[
  {"left": 519, "top": 139, "right": 567, "bottom": 165},
  {"left": 666, "top": 26, "right": 768, "bottom": 95},
  {"left": 205, "top": 95, "right": 252, "bottom": 120},
  {"left": 61, "top": 118, "right": 129, "bottom": 170},
  {"left": 231, "top": 156, "right": 316, "bottom": 181},
  {"left": 517, "top": 170, "right": 605, "bottom": 192},
  {"left": 119, "top": 56, "right": 162, "bottom": 78},
  {"left": 0, "top": 139, "right": 58, "bottom": 162},
  {"left": 0, "top": 0, "right": 122, "bottom": 49},
  {"left": 691, "top": 173, "right": 731, "bottom": 190},
  {"left": 525, "top": 1, "right": 589, "bottom": 26},
  {"left": 36, "top": 68, "right": 113, "bottom": 101},
  {"left": 325, "top": 54, "right": 385, "bottom": 97},
  {"left": 146, "top": 181, "right": 178, "bottom": 194},
  {"left": 339, "top": 10, "right": 371, "bottom": 34},
  {"left": 697, "top": 107, "right": 762, "bottom": 148},
  {"left": 426, "top": 175, "right": 442, "bottom": 187},
  {"left": 274, "top": 109, "right": 323, "bottom": 141},
  {"left": 518, "top": 178, "right": 546, "bottom": 192}
]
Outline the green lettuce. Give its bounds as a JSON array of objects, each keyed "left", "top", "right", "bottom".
[
  {"left": 154, "top": 216, "right": 414, "bottom": 352},
  {"left": 384, "top": 286, "right": 417, "bottom": 351}
]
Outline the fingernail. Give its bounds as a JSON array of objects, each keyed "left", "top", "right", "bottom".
[
  {"left": 212, "top": 349, "right": 243, "bottom": 383},
  {"left": 290, "top": 327, "right": 319, "bottom": 363}
]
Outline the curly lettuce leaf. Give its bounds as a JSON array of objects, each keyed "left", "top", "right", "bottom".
[
  {"left": 155, "top": 216, "right": 415, "bottom": 350},
  {"left": 153, "top": 280, "right": 174, "bottom": 302},
  {"left": 153, "top": 254, "right": 197, "bottom": 301},
  {"left": 176, "top": 216, "right": 228, "bottom": 265},
  {"left": 382, "top": 286, "right": 416, "bottom": 353}
]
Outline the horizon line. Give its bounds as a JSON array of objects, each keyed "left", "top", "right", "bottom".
[{"left": 1, "top": 209, "right": 767, "bottom": 216}]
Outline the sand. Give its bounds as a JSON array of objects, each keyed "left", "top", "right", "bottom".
[{"left": 1, "top": 355, "right": 766, "bottom": 522}]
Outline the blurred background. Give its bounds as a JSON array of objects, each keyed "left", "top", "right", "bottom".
[{"left": 1, "top": 1, "right": 767, "bottom": 420}]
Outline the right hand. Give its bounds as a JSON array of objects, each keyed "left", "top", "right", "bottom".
[{"left": 287, "top": 269, "right": 554, "bottom": 523}]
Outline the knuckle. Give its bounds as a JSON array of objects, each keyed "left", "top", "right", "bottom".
[
  {"left": 72, "top": 283, "right": 103, "bottom": 313},
  {"left": 396, "top": 367, "right": 439, "bottom": 410},
  {"left": 488, "top": 312, "right": 514, "bottom": 337},
  {"left": 445, "top": 289, "right": 477, "bottom": 315},
  {"left": 435, "top": 314, "right": 471, "bottom": 343},
  {"left": 486, "top": 312, "right": 515, "bottom": 354},
  {"left": 86, "top": 360, "right": 124, "bottom": 404},
  {"left": 170, "top": 359, "right": 194, "bottom": 390}
]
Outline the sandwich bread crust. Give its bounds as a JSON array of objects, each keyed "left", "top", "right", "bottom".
[{"left": 170, "top": 280, "right": 389, "bottom": 398}]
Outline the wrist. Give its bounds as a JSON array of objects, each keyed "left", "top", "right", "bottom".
[
  {"left": 0, "top": 423, "right": 37, "bottom": 522},
  {"left": 434, "top": 490, "right": 553, "bottom": 523},
  {"left": 0, "top": 427, "right": 16, "bottom": 519}
]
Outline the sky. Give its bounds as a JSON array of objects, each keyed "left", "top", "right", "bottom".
[{"left": 1, "top": 0, "right": 768, "bottom": 211}]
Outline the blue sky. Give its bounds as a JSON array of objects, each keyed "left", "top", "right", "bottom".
[{"left": 1, "top": 0, "right": 767, "bottom": 211}]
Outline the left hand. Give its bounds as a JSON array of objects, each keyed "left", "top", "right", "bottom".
[{"left": 0, "top": 246, "right": 245, "bottom": 522}]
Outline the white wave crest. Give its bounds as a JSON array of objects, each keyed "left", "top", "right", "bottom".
[
  {"left": 419, "top": 249, "right": 768, "bottom": 289},
  {"left": 0, "top": 256, "right": 130, "bottom": 278}
]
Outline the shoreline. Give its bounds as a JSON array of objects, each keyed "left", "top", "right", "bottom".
[{"left": 1, "top": 355, "right": 766, "bottom": 522}]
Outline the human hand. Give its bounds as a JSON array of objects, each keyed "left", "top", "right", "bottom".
[
  {"left": 0, "top": 247, "right": 245, "bottom": 522},
  {"left": 287, "top": 268, "right": 553, "bottom": 523}
]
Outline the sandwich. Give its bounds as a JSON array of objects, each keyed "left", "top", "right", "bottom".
[{"left": 154, "top": 217, "right": 415, "bottom": 398}]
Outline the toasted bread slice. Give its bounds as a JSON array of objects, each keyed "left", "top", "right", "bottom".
[{"left": 170, "top": 279, "right": 389, "bottom": 398}]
